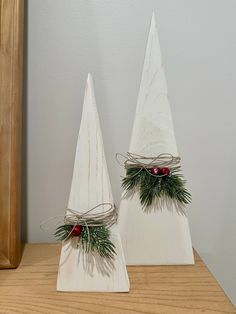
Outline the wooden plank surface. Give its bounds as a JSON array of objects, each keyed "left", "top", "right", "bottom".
[
  {"left": 0, "top": 0, "right": 24, "bottom": 268},
  {"left": 0, "top": 244, "right": 235, "bottom": 313}
]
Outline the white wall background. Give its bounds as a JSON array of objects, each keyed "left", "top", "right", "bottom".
[{"left": 25, "top": 0, "right": 236, "bottom": 305}]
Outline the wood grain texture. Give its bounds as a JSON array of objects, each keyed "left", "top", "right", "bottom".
[
  {"left": 57, "top": 74, "right": 129, "bottom": 292},
  {"left": 118, "top": 14, "right": 194, "bottom": 265},
  {"left": 0, "top": 0, "right": 24, "bottom": 268},
  {"left": 0, "top": 243, "right": 235, "bottom": 314}
]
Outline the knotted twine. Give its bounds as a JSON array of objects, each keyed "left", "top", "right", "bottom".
[
  {"left": 64, "top": 203, "right": 117, "bottom": 228},
  {"left": 40, "top": 202, "right": 117, "bottom": 242},
  {"left": 116, "top": 152, "right": 181, "bottom": 177}
]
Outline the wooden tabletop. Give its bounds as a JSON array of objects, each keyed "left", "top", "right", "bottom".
[{"left": 0, "top": 244, "right": 235, "bottom": 314}]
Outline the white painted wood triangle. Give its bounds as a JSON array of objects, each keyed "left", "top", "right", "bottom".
[
  {"left": 57, "top": 74, "right": 130, "bottom": 291},
  {"left": 118, "top": 14, "right": 194, "bottom": 265}
]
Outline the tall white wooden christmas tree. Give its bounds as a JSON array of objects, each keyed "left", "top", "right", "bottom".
[
  {"left": 57, "top": 74, "right": 129, "bottom": 291},
  {"left": 118, "top": 14, "right": 194, "bottom": 265}
]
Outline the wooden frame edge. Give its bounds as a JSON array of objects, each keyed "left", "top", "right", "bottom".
[{"left": 0, "top": 0, "right": 24, "bottom": 268}]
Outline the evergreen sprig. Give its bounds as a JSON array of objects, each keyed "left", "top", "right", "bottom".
[
  {"left": 122, "top": 168, "right": 191, "bottom": 211},
  {"left": 54, "top": 224, "right": 116, "bottom": 259}
]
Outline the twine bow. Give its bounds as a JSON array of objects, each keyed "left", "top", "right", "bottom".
[
  {"left": 64, "top": 203, "right": 117, "bottom": 228},
  {"left": 116, "top": 152, "right": 181, "bottom": 177},
  {"left": 40, "top": 203, "right": 117, "bottom": 241}
]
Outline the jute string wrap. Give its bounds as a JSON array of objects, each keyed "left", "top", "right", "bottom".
[
  {"left": 116, "top": 152, "right": 181, "bottom": 177},
  {"left": 64, "top": 203, "right": 117, "bottom": 229},
  {"left": 40, "top": 203, "right": 117, "bottom": 241}
]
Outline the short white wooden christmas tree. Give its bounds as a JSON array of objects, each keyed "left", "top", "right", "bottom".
[
  {"left": 57, "top": 74, "right": 130, "bottom": 291},
  {"left": 118, "top": 14, "right": 194, "bottom": 265}
]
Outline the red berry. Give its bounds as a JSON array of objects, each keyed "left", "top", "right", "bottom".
[
  {"left": 150, "top": 167, "right": 161, "bottom": 175},
  {"left": 71, "top": 225, "right": 82, "bottom": 236},
  {"left": 161, "top": 167, "right": 170, "bottom": 176}
]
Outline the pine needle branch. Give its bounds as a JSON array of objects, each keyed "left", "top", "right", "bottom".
[
  {"left": 122, "top": 168, "right": 191, "bottom": 211},
  {"left": 54, "top": 224, "right": 116, "bottom": 259}
]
